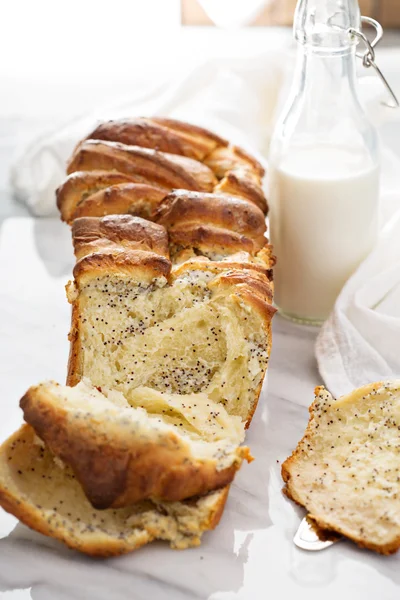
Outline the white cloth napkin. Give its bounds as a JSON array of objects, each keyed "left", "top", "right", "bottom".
[
  {"left": 10, "top": 54, "right": 287, "bottom": 217},
  {"left": 316, "top": 148, "right": 400, "bottom": 399}
]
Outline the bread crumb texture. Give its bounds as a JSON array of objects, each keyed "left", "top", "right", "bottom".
[
  {"left": 76, "top": 267, "right": 269, "bottom": 420},
  {"left": 282, "top": 381, "right": 400, "bottom": 555}
]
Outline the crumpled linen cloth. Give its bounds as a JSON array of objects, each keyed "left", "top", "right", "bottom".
[{"left": 316, "top": 176, "right": 400, "bottom": 399}]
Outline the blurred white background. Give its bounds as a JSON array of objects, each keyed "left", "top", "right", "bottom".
[
  {"left": 1, "top": 0, "right": 399, "bottom": 184},
  {"left": 1, "top": 0, "right": 293, "bottom": 119},
  {"left": 1, "top": 0, "right": 183, "bottom": 117}
]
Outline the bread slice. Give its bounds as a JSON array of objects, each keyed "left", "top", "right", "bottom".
[
  {"left": 85, "top": 117, "right": 226, "bottom": 162},
  {"left": 20, "top": 380, "right": 250, "bottom": 508},
  {"left": 155, "top": 190, "right": 267, "bottom": 260},
  {"left": 0, "top": 425, "right": 228, "bottom": 557},
  {"left": 67, "top": 218, "right": 274, "bottom": 426},
  {"left": 56, "top": 170, "right": 167, "bottom": 224},
  {"left": 67, "top": 140, "right": 217, "bottom": 192},
  {"left": 282, "top": 381, "right": 400, "bottom": 555},
  {"left": 214, "top": 168, "right": 267, "bottom": 214},
  {"left": 71, "top": 214, "right": 170, "bottom": 261}
]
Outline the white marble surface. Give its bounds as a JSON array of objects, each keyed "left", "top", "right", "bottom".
[{"left": 0, "top": 217, "right": 399, "bottom": 600}]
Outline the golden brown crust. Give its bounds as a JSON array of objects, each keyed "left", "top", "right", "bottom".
[
  {"left": 215, "top": 171, "right": 268, "bottom": 214},
  {"left": 169, "top": 257, "right": 275, "bottom": 429},
  {"left": 71, "top": 215, "right": 170, "bottom": 260},
  {"left": 210, "top": 270, "right": 274, "bottom": 306},
  {"left": 20, "top": 385, "right": 250, "bottom": 508},
  {"left": 72, "top": 250, "right": 171, "bottom": 286},
  {"left": 66, "top": 298, "right": 82, "bottom": 387},
  {"left": 71, "top": 183, "right": 167, "bottom": 221},
  {"left": 168, "top": 226, "right": 257, "bottom": 257},
  {"left": 171, "top": 245, "right": 275, "bottom": 278},
  {"left": 156, "top": 190, "right": 267, "bottom": 258},
  {"left": 0, "top": 425, "right": 230, "bottom": 557},
  {"left": 67, "top": 140, "right": 217, "bottom": 193},
  {"left": 58, "top": 117, "right": 268, "bottom": 224},
  {"left": 156, "top": 190, "right": 266, "bottom": 243},
  {"left": 281, "top": 382, "right": 400, "bottom": 556},
  {"left": 70, "top": 215, "right": 172, "bottom": 289},
  {"left": 56, "top": 170, "right": 142, "bottom": 223},
  {"left": 204, "top": 145, "right": 265, "bottom": 179},
  {"left": 86, "top": 117, "right": 225, "bottom": 162}
]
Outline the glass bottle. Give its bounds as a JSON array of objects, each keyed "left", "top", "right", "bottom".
[{"left": 268, "top": 0, "right": 380, "bottom": 325}]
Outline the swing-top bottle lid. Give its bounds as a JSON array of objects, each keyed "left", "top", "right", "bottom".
[{"left": 294, "top": 0, "right": 361, "bottom": 50}]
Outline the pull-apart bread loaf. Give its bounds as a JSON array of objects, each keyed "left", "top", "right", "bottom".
[
  {"left": 0, "top": 118, "right": 275, "bottom": 556},
  {"left": 0, "top": 215, "right": 274, "bottom": 555},
  {"left": 282, "top": 381, "right": 400, "bottom": 555},
  {"left": 57, "top": 117, "right": 267, "bottom": 224}
]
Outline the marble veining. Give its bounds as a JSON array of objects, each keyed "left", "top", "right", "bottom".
[{"left": 0, "top": 218, "right": 399, "bottom": 600}]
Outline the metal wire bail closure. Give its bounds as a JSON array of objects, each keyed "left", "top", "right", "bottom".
[{"left": 349, "top": 16, "right": 399, "bottom": 109}]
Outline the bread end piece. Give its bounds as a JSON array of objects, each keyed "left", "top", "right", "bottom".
[
  {"left": 0, "top": 425, "right": 230, "bottom": 557},
  {"left": 282, "top": 381, "right": 400, "bottom": 555},
  {"left": 20, "top": 381, "right": 250, "bottom": 508}
]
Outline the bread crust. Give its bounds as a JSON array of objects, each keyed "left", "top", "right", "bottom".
[
  {"left": 150, "top": 117, "right": 229, "bottom": 147},
  {"left": 85, "top": 117, "right": 225, "bottom": 162},
  {"left": 72, "top": 250, "right": 171, "bottom": 285},
  {"left": 72, "top": 183, "right": 166, "bottom": 221},
  {"left": 57, "top": 169, "right": 167, "bottom": 224},
  {"left": 168, "top": 226, "right": 257, "bottom": 257},
  {"left": 20, "top": 384, "right": 250, "bottom": 508},
  {"left": 56, "top": 170, "right": 145, "bottom": 223},
  {"left": 0, "top": 425, "right": 230, "bottom": 557},
  {"left": 155, "top": 190, "right": 266, "bottom": 253},
  {"left": 58, "top": 117, "right": 269, "bottom": 223},
  {"left": 72, "top": 215, "right": 170, "bottom": 260},
  {"left": 282, "top": 382, "right": 400, "bottom": 555},
  {"left": 215, "top": 171, "right": 268, "bottom": 214},
  {"left": 71, "top": 213, "right": 171, "bottom": 284},
  {"left": 171, "top": 245, "right": 275, "bottom": 278},
  {"left": 67, "top": 140, "right": 217, "bottom": 192},
  {"left": 204, "top": 145, "right": 265, "bottom": 179}
]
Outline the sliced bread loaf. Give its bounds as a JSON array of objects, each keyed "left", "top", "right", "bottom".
[{"left": 282, "top": 381, "right": 400, "bottom": 555}]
